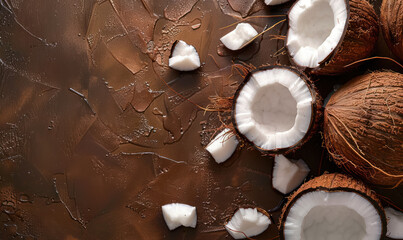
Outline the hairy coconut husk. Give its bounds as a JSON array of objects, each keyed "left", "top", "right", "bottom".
[
  {"left": 324, "top": 71, "right": 403, "bottom": 186},
  {"left": 232, "top": 65, "right": 323, "bottom": 155},
  {"left": 279, "top": 173, "right": 387, "bottom": 239},
  {"left": 287, "top": 0, "right": 379, "bottom": 75},
  {"left": 380, "top": 0, "right": 403, "bottom": 61}
]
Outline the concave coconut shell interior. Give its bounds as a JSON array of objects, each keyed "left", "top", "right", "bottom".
[
  {"left": 286, "top": 0, "right": 379, "bottom": 75},
  {"left": 324, "top": 71, "right": 403, "bottom": 186},
  {"left": 231, "top": 65, "right": 322, "bottom": 155},
  {"left": 380, "top": 0, "right": 403, "bottom": 60},
  {"left": 279, "top": 173, "right": 387, "bottom": 239}
]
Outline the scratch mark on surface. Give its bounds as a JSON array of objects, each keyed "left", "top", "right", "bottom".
[
  {"left": 68, "top": 88, "right": 96, "bottom": 115},
  {"left": 119, "top": 151, "right": 186, "bottom": 164}
]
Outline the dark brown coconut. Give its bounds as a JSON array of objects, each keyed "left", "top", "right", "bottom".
[
  {"left": 324, "top": 71, "right": 403, "bottom": 186},
  {"left": 286, "top": 0, "right": 379, "bottom": 75},
  {"left": 279, "top": 173, "right": 387, "bottom": 239},
  {"left": 380, "top": 0, "right": 403, "bottom": 61},
  {"left": 232, "top": 65, "right": 322, "bottom": 155}
]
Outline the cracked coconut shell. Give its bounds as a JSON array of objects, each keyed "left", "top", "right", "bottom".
[
  {"left": 380, "top": 0, "right": 403, "bottom": 61},
  {"left": 324, "top": 71, "right": 403, "bottom": 186}
]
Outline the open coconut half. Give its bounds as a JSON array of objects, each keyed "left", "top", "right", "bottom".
[
  {"left": 232, "top": 65, "right": 321, "bottom": 154},
  {"left": 279, "top": 173, "right": 387, "bottom": 240},
  {"left": 286, "top": 0, "right": 379, "bottom": 74},
  {"left": 225, "top": 208, "right": 271, "bottom": 239}
]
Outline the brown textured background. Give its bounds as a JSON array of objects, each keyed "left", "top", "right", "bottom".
[{"left": 0, "top": 0, "right": 401, "bottom": 239}]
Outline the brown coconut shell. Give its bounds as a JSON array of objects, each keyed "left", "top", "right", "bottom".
[
  {"left": 324, "top": 71, "right": 403, "bottom": 186},
  {"left": 279, "top": 173, "right": 387, "bottom": 239},
  {"left": 380, "top": 0, "right": 403, "bottom": 61},
  {"left": 286, "top": 0, "right": 379, "bottom": 75},
  {"left": 232, "top": 65, "right": 323, "bottom": 155}
]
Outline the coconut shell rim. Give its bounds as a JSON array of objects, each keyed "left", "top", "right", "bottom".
[{"left": 231, "top": 65, "right": 321, "bottom": 155}]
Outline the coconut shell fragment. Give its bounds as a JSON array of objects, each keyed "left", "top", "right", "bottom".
[
  {"left": 324, "top": 71, "right": 403, "bottom": 186},
  {"left": 279, "top": 173, "right": 387, "bottom": 239},
  {"left": 380, "top": 0, "right": 403, "bottom": 61}
]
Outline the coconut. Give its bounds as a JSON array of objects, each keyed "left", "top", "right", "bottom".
[
  {"left": 220, "top": 23, "right": 258, "bottom": 51},
  {"left": 232, "top": 65, "right": 322, "bottom": 154},
  {"left": 324, "top": 71, "right": 403, "bottom": 186},
  {"left": 380, "top": 0, "right": 403, "bottom": 60},
  {"left": 225, "top": 207, "right": 271, "bottom": 239},
  {"left": 206, "top": 128, "right": 239, "bottom": 164},
  {"left": 161, "top": 203, "right": 197, "bottom": 230},
  {"left": 286, "top": 0, "right": 379, "bottom": 75},
  {"left": 279, "top": 173, "right": 387, "bottom": 240},
  {"left": 168, "top": 40, "right": 200, "bottom": 71}
]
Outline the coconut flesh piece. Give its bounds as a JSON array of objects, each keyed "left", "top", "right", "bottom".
[
  {"left": 272, "top": 155, "right": 310, "bottom": 194},
  {"left": 286, "top": 0, "right": 348, "bottom": 68},
  {"left": 225, "top": 208, "right": 271, "bottom": 239},
  {"left": 206, "top": 128, "right": 239, "bottom": 164},
  {"left": 283, "top": 191, "right": 383, "bottom": 240},
  {"left": 161, "top": 203, "right": 197, "bottom": 230},
  {"left": 385, "top": 207, "right": 403, "bottom": 239},
  {"left": 265, "top": 0, "right": 291, "bottom": 5},
  {"left": 168, "top": 40, "right": 200, "bottom": 71},
  {"left": 220, "top": 23, "right": 258, "bottom": 51},
  {"left": 234, "top": 67, "right": 314, "bottom": 152}
]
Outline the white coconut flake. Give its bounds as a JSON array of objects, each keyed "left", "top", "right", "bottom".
[
  {"left": 284, "top": 191, "right": 382, "bottom": 240},
  {"left": 272, "top": 155, "right": 310, "bottom": 194},
  {"left": 265, "top": 0, "right": 291, "bottom": 5},
  {"left": 225, "top": 208, "right": 271, "bottom": 239},
  {"left": 286, "top": 0, "right": 348, "bottom": 68},
  {"left": 206, "top": 128, "right": 238, "bottom": 164},
  {"left": 385, "top": 207, "right": 403, "bottom": 239},
  {"left": 161, "top": 203, "right": 197, "bottom": 230},
  {"left": 234, "top": 68, "right": 313, "bottom": 151},
  {"left": 169, "top": 40, "right": 200, "bottom": 71},
  {"left": 220, "top": 23, "right": 258, "bottom": 51}
]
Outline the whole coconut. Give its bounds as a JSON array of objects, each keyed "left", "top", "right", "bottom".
[
  {"left": 324, "top": 71, "right": 403, "bottom": 186},
  {"left": 380, "top": 0, "right": 403, "bottom": 61}
]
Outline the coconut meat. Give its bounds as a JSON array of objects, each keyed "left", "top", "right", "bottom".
[
  {"left": 385, "top": 207, "right": 403, "bottom": 239},
  {"left": 272, "top": 155, "right": 310, "bottom": 194},
  {"left": 220, "top": 23, "right": 258, "bottom": 51},
  {"left": 206, "top": 128, "right": 239, "bottom": 164},
  {"left": 284, "top": 191, "right": 382, "bottom": 240},
  {"left": 286, "top": 0, "right": 348, "bottom": 68},
  {"left": 225, "top": 208, "right": 271, "bottom": 239},
  {"left": 234, "top": 68, "right": 313, "bottom": 151},
  {"left": 168, "top": 40, "right": 200, "bottom": 71},
  {"left": 161, "top": 203, "right": 197, "bottom": 230},
  {"left": 265, "top": 0, "right": 291, "bottom": 6}
]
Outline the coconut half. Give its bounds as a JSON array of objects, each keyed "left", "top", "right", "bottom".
[
  {"left": 220, "top": 23, "right": 258, "bottom": 51},
  {"left": 286, "top": 0, "right": 379, "bottom": 74},
  {"left": 279, "top": 173, "right": 387, "bottom": 240},
  {"left": 168, "top": 40, "right": 200, "bottom": 71},
  {"left": 232, "top": 66, "right": 321, "bottom": 154},
  {"left": 206, "top": 128, "right": 239, "bottom": 164},
  {"left": 385, "top": 207, "right": 403, "bottom": 239},
  {"left": 225, "top": 208, "right": 271, "bottom": 239},
  {"left": 161, "top": 203, "right": 197, "bottom": 230},
  {"left": 272, "top": 155, "right": 310, "bottom": 194}
]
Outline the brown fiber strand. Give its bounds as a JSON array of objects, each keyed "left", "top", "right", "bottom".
[
  {"left": 343, "top": 56, "right": 403, "bottom": 69},
  {"left": 240, "top": 19, "right": 286, "bottom": 49}
]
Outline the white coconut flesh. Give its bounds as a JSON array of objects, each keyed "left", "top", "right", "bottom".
[
  {"left": 265, "top": 0, "right": 291, "bottom": 6},
  {"left": 161, "top": 203, "right": 197, "bottom": 230},
  {"left": 220, "top": 23, "right": 258, "bottom": 51},
  {"left": 286, "top": 0, "right": 348, "bottom": 68},
  {"left": 234, "top": 68, "right": 313, "bottom": 151},
  {"left": 206, "top": 128, "right": 239, "bottom": 164},
  {"left": 284, "top": 191, "right": 383, "bottom": 240},
  {"left": 168, "top": 40, "right": 200, "bottom": 71},
  {"left": 225, "top": 208, "right": 271, "bottom": 239},
  {"left": 385, "top": 207, "right": 403, "bottom": 239},
  {"left": 272, "top": 155, "right": 310, "bottom": 194}
]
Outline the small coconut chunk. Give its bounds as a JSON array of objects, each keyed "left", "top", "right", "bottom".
[
  {"left": 272, "top": 155, "right": 310, "bottom": 194},
  {"left": 220, "top": 23, "right": 258, "bottom": 51},
  {"left": 265, "top": 0, "right": 291, "bottom": 5},
  {"left": 168, "top": 40, "right": 200, "bottom": 71},
  {"left": 385, "top": 207, "right": 403, "bottom": 239},
  {"left": 161, "top": 203, "right": 197, "bottom": 230},
  {"left": 225, "top": 208, "right": 271, "bottom": 239},
  {"left": 206, "top": 128, "right": 238, "bottom": 164}
]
